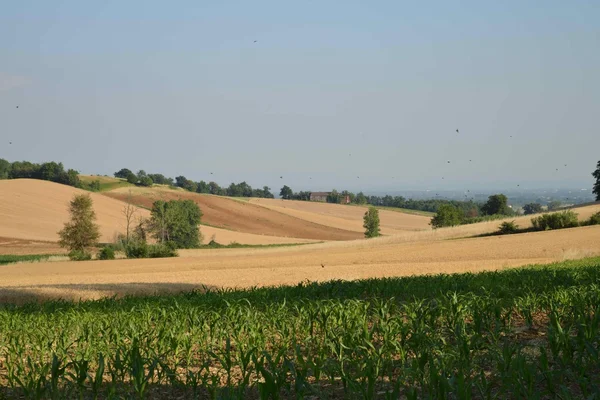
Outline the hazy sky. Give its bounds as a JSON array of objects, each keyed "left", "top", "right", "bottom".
[{"left": 2, "top": 1, "right": 599, "bottom": 193}]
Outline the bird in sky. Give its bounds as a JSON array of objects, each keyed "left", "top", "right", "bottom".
[
  {"left": 16, "top": 106, "right": 18, "bottom": 109},
  {"left": 456, "top": 129, "right": 459, "bottom": 133},
  {"left": 254, "top": 40, "right": 257, "bottom": 43},
  {"left": 280, "top": 176, "right": 283, "bottom": 179}
]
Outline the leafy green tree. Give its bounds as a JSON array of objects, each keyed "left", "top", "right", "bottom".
[
  {"left": 114, "top": 168, "right": 134, "bottom": 179},
  {"left": 58, "top": 194, "right": 100, "bottom": 252},
  {"left": 149, "top": 199, "right": 203, "bottom": 248},
  {"left": 523, "top": 203, "right": 543, "bottom": 215},
  {"left": 280, "top": 185, "right": 293, "bottom": 200},
  {"left": 594, "top": 160, "right": 600, "bottom": 201},
  {"left": 175, "top": 175, "right": 196, "bottom": 192},
  {"left": 363, "top": 207, "right": 381, "bottom": 238},
  {"left": 0, "top": 158, "right": 10, "bottom": 179},
  {"left": 196, "top": 180, "right": 210, "bottom": 194},
  {"left": 354, "top": 192, "right": 368, "bottom": 205},
  {"left": 481, "top": 194, "right": 511, "bottom": 216},
  {"left": 430, "top": 204, "right": 463, "bottom": 228},
  {"left": 138, "top": 176, "right": 153, "bottom": 187},
  {"left": 126, "top": 173, "right": 138, "bottom": 184}
]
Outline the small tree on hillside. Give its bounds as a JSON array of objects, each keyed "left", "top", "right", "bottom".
[
  {"left": 280, "top": 185, "right": 293, "bottom": 200},
  {"left": 363, "top": 207, "right": 381, "bottom": 238},
  {"left": 430, "top": 204, "right": 463, "bottom": 228},
  {"left": 593, "top": 160, "right": 600, "bottom": 201},
  {"left": 58, "top": 194, "right": 100, "bottom": 252}
]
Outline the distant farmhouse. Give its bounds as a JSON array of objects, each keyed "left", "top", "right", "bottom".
[{"left": 309, "top": 192, "right": 351, "bottom": 204}]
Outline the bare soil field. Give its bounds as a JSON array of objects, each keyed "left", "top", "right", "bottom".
[
  {"left": 106, "top": 187, "right": 362, "bottom": 241},
  {"left": 0, "top": 179, "right": 151, "bottom": 243},
  {"left": 1, "top": 225, "right": 598, "bottom": 303},
  {"left": 249, "top": 197, "right": 432, "bottom": 234}
]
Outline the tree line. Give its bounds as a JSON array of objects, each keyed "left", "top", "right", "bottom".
[{"left": 0, "top": 159, "right": 81, "bottom": 187}]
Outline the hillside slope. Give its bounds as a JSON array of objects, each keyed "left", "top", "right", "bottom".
[
  {"left": 106, "top": 187, "right": 363, "bottom": 241},
  {"left": 249, "top": 198, "right": 431, "bottom": 234},
  {"left": 0, "top": 179, "right": 149, "bottom": 242}
]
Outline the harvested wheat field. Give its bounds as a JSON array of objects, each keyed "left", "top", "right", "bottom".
[
  {"left": 0, "top": 179, "right": 151, "bottom": 243},
  {"left": 249, "top": 197, "right": 432, "bottom": 235},
  {"left": 105, "top": 186, "right": 363, "bottom": 240},
  {"left": 1, "top": 225, "right": 599, "bottom": 303},
  {"left": 0, "top": 180, "right": 317, "bottom": 246}
]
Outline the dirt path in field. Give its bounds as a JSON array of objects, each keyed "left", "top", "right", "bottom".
[
  {"left": 248, "top": 198, "right": 431, "bottom": 235},
  {"left": 106, "top": 187, "right": 362, "bottom": 241},
  {"left": 1, "top": 225, "right": 598, "bottom": 303}
]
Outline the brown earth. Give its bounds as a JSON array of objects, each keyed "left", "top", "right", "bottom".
[
  {"left": 106, "top": 187, "right": 363, "bottom": 241},
  {"left": 1, "top": 225, "right": 598, "bottom": 303}
]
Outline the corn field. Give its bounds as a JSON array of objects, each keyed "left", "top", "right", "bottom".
[{"left": 1, "top": 257, "right": 600, "bottom": 399}]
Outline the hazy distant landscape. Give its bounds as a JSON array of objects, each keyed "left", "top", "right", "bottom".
[{"left": 2, "top": 1, "right": 600, "bottom": 398}]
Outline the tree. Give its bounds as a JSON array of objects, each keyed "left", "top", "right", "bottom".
[
  {"left": 138, "top": 176, "right": 153, "bottom": 187},
  {"left": 0, "top": 158, "right": 11, "bottom": 179},
  {"left": 126, "top": 173, "right": 138, "bottom": 185},
  {"left": 363, "top": 207, "right": 381, "bottom": 238},
  {"left": 122, "top": 190, "right": 138, "bottom": 242},
  {"left": 481, "top": 194, "right": 510, "bottom": 216},
  {"left": 114, "top": 168, "right": 134, "bottom": 179},
  {"left": 523, "top": 203, "right": 543, "bottom": 215},
  {"left": 280, "top": 185, "right": 293, "bottom": 200},
  {"left": 148, "top": 199, "right": 203, "bottom": 248},
  {"left": 430, "top": 204, "right": 463, "bottom": 228},
  {"left": 175, "top": 176, "right": 196, "bottom": 192},
  {"left": 327, "top": 189, "right": 341, "bottom": 204},
  {"left": 593, "top": 160, "right": 600, "bottom": 201},
  {"left": 354, "top": 192, "right": 368, "bottom": 205},
  {"left": 58, "top": 194, "right": 100, "bottom": 252}
]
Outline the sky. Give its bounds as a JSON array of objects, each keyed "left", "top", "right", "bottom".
[{"left": 1, "top": 1, "right": 599, "bottom": 193}]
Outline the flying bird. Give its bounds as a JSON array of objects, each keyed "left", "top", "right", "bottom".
[
  {"left": 456, "top": 129, "right": 459, "bottom": 133},
  {"left": 280, "top": 176, "right": 283, "bottom": 179},
  {"left": 447, "top": 161, "right": 451, "bottom": 164},
  {"left": 16, "top": 106, "right": 18, "bottom": 109}
]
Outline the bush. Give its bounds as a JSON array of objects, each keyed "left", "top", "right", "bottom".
[
  {"left": 498, "top": 221, "right": 519, "bottom": 235},
  {"left": 125, "top": 241, "right": 149, "bottom": 259},
  {"left": 588, "top": 212, "right": 600, "bottom": 226},
  {"left": 68, "top": 250, "right": 92, "bottom": 261},
  {"left": 531, "top": 210, "right": 579, "bottom": 231},
  {"left": 148, "top": 243, "right": 178, "bottom": 258},
  {"left": 97, "top": 247, "right": 115, "bottom": 260}
]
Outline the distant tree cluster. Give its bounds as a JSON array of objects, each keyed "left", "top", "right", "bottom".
[
  {"left": 431, "top": 194, "right": 515, "bottom": 228},
  {"left": 0, "top": 159, "right": 80, "bottom": 187}
]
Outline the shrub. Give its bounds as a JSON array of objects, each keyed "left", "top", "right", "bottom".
[
  {"left": 125, "top": 241, "right": 149, "bottom": 259},
  {"left": 531, "top": 210, "right": 579, "bottom": 231},
  {"left": 588, "top": 212, "right": 600, "bottom": 226},
  {"left": 97, "top": 247, "right": 115, "bottom": 260},
  {"left": 498, "top": 221, "right": 519, "bottom": 235},
  {"left": 68, "top": 250, "right": 92, "bottom": 261},
  {"left": 148, "top": 244, "right": 178, "bottom": 258}
]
